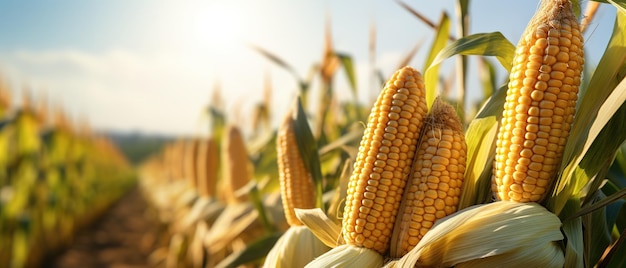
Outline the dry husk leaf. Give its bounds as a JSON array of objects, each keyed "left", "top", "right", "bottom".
[
  {"left": 263, "top": 225, "right": 331, "bottom": 268},
  {"left": 395, "top": 201, "right": 564, "bottom": 268}
]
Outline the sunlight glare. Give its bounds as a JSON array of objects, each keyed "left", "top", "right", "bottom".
[{"left": 192, "top": 3, "right": 244, "bottom": 51}]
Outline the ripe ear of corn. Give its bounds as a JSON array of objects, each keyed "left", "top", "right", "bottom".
[
  {"left": 492, "top": 0, "right": 584, "bottom": 203},
  {"left": 390, "top": 98, "right": 467, "bottom": 258},
  {"left": 342, "top": 66, "right": 428, "bottom": 254},
  {"left": 264, "top": 111, "right": 329, "bottom": 266},
  {"left": 183, "top": 138, "right": 199, "bottom": 190},
  {"left": 196, "top": 137, "right": 219, "bottom": 198},
  {"left": 221, "top": 124, "right": 251, "bottom": 204},
  {"left": 305, "top": 66, "right": 428, "bottom": 268},
  {"left": 276, "top": 112, "right": 317, "bottom": 226},
  {"left": 167, "top": 140, "right": 186, "bottom": 181}
]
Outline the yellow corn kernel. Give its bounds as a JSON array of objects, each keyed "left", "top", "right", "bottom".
[
  {"left": 492, "top": 0, "right": 583, "bottom": 203},
  {"left": 221, "top": 124, "right": 251, "bottom": 204},
  {"left": 343, "top": 66, "right": 428, "bottom": 254},
  {"left": 390, "top": 98, "right": 467, "bottom": 257},
  {"left": 276, "top": 112, "right": 316, "bottom": 226}
]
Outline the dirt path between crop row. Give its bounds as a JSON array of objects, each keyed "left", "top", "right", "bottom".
[{"left": 45, "top": 187, "right": 162, "bottom": 268}]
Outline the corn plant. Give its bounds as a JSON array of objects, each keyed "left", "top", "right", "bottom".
[{"left": 138, "top": 0, "right": 626, "bottom": 267}]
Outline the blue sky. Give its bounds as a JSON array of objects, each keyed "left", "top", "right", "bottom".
[{"left": 0, "top": 0, "right": 617, "bottom": 136}]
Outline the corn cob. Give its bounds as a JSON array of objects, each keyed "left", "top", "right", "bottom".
[
  {"left": 276, "top": 112, "right": 316, "bottom": 226},
  {"left": 492, "top": 0, "right": 584, "bottom": 202},
  {"left": 390, "top": 98, "right": 466, "bottom": 258},
  {"left": 196, "top": 137, "right": 219, "bottom": 198},
  {"left": 343, "top": 66, "right": 428, "bottom": 254},
  {"left": 221, "top": 124, "right": 251, "bottom": 203},
  {"left": 264, "top": 113, "right": 331, "bottom": 268},
  {"left": 183, "top": 138, "right": 199, "bottom": 189},
  {"left": 168, "top": 140, "right": 186, "bottom": 181},
  {"left": 163, "top": 143, "right": 176, "bottom": 181}
]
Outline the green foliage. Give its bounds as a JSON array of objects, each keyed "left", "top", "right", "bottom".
[
  {"left": 429, "top": 32, "right": 515, "bottom": 73},
  {"left": 107, "top": 132, "right": 172, "bottom": 165},
  {"left": 293, "top": 97, "right": 324, "bottom": 209},
  {"left": 459, "top": 116, "right": 498, "bottom": 209},
  {"left": 550, "top": 10, "right": 626, "bottom": 217},
  {"left": 138, "top": 1, "right": 626, "bottom": 267},
  {"left": 0, "top": 104, "right": 135, "bottom": 267},
  {"left": 422, "top": 2, "right": 626, "bottom": 267},
  {"left": 337, "top": 53, "right": 358, "bottom": 99},
  {"left": 424, "top": 12, "right": 451, "bottom": 108}
]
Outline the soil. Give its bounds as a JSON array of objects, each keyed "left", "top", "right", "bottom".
[{"left": 44, "top": 187, "right": 163, "bottom": 268}]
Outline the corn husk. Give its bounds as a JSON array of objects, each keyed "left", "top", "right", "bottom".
[
  {"left": 304, "top": 244, "right": 383, "bottom": 268},
  {"left": 172, "top": 197, "right": 224, "bottom": 233},
  {"left": 203, "top": 202, "right": 257, "bottom": 255},
  {"left": 393, "top": 201, "right": 564, "bottom": 268},
  {"left": 294, "top": 208, "right": 343, "bottom": 248},
  {"left": 165, "top": 233, "right": 186, "bottom": 268},
  {"left": 294, "top": 208, "right": 382, "bottom": 267},
  {"left": 263, "top": 225, "right": 330, "bottom": 268},
  {"left": 188, "top": 220, "right": 210, "bottom": 268}
]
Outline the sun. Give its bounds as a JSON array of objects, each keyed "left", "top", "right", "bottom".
[{"left": 191, "top": 3, "right": 244, "bottom": 51}]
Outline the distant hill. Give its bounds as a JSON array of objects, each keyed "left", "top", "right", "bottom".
[{"left": 105, "top": 131, "right": 174, "bottom": 165}]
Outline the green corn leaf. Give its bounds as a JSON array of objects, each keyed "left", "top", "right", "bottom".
[
  {"left": 566, "top": 188, "right": 626, "bottom": 221},
  {"left": 208, "top": 106, "right": 226, "bottom": 145},
  {"left": 579, "top": 98, "right": 626, "bottom": 205},
  {"left": 552, "top": 77, "right": 626, "bottom": 215},
  {"left": 607, "top": 0, "right": 626, "bottom": 14},
  {"left": 318, "top": 128, "right": 362, "bottom": 157},
  {"left": 478, "top": 57, "right": 498, "bottom": 103},
  {"left": 583, "top": 192, "right": 614, "bottom": 266},
  {"left": 572, "top": 0, "right": 581, "bottom": 17},
  {"left": 249, "top": 183, "right": 274, "bottom": 232},
  {"left": 551, "top": 10, "right": 626, "bottom": 215},
  {"left": 616, "top": 204, "right": 626, "bottom": 239},
  {"left": 460, "top": 83, "right": 507, "bottom": 209},
  {"left": 608, "top": 145, "right": 626, "bottom": 189},
  {"left": 11, "top": 227, "right": 29, "bottom": 268},
  {"left": 560, "top": 10, "right": 626, "bottom": 168},
  {"left": 456, "top": 0, "right": 469, "bottom": 30},
  {"left": 601, "top": 228, "right": 626, "bottom": 268},
  {"left": 336, "top": 53, "right": 357, "bottom": 98},
  {"left": 459, "top": 116, "right": 498, "bottom": 209},
  {"left": 249, "top": 131, "right": 280, "bottom": 193},
  {"left": 562, "top": 199, "right": 585, "bottom": 268},
  {"left": 16, "top": 110, "right": 40, "bottom": 156},
  {"left": 428, "top": 32, "right": 515, "bottom": 73},
  {"left": 249, "top": 44, "right": 303, "bottom": 84},
  {"left": 424, "top": 12, "right": 451, "bottom": 108},
  {"left": 475, "top": 84, "right": 507, "bottom": 121},
  {"left": 293, "top": 97, "right": 324, "bottom": 209},
  {"left": 599, "top": 180, "right": 625, "bottom": 236}
]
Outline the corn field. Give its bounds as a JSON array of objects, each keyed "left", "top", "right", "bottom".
[
  {"left": 3, "top": 0, "right": 626, "bottom": 267},
  {"left": 0, "top": 80, "right": 135, "bottom": 267},
  {"left": 135, "top": 0, "right": 626, "bottom": 267}
]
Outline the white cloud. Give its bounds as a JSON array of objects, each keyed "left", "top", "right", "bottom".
[{"left": 0, "top": 49, "right": 234, "bottom": 136}]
